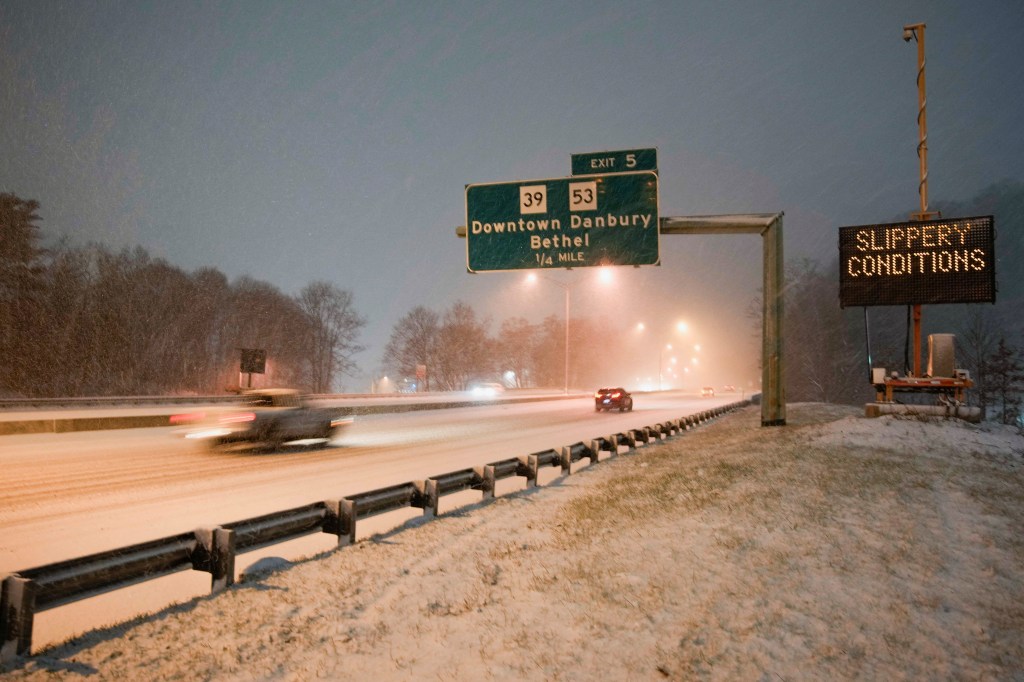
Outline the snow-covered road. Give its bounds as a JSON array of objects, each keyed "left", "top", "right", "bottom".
[
  {"left": 1, "top": 392, "right": 733, "bottom": 649},
  {"left": 1, "top": 392, "right": 729, "bottom": 572}
]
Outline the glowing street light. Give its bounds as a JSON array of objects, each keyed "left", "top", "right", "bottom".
[
  {"left": 659, "top": 344, "right": 675, "bottom": 391},
  {"left": 641, "top": 320, "right": 698, "bottom": 391}
]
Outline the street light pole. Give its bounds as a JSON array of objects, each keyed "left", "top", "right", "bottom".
[
  {"left": 659, "top": 344, "right": 672, "bottom": 391},
  {"left": 563, "top": 283, "right": 570, "bottom": 395},
  {"left": 526, "top": 273, "right": 571, "bottom": 394}
]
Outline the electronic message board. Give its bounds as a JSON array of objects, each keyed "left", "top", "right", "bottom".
[{"left": 838, "top": 215, "right": 995, "bottom": 307}]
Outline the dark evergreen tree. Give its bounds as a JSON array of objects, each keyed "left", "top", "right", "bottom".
[
  {"left": 984, "top": 338, "right": 1024, "bottom": 425},
  {"left": 0, "top": 193, "right": 46, "bottom": 396}
]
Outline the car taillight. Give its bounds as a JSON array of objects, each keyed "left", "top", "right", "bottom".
[
  {"left": 219, "top": 412, "right": 256, "bottom": 424},
  {"left": 594, "top": 391, "right": 602, "bottom": 398},
  {"left": 169, "top": 412, "right": 205, "bottom": 424},
  {"left": 611, "top": 392, "right": 621, "bottom": 399}
]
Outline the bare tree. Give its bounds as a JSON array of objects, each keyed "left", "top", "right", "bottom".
[
  {"left": 382, "top": 306, "right": 440, "bottom": 391},
  {"left": 530, "top": 315, "right": 564, "bottom": 389},
  {"left": 298, "top": 281, "right": 366, "bottom": 393},
  {"left": 496, "top": 317, "right": 537, "bottom": 388},
  {"left": 36, "top": 241, "right": 92, "bottom": 395},
  {"left": 750, "top": 258, "right": 872, "bottom": 405},
  {"left": 957, "top": 308, "right": 1000, "bottom": 413},
  {"left": 434, "top": 301, "right": 492, "bottom": 391}
]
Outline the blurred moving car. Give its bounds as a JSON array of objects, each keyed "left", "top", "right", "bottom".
[
  {"left": 594, "top": 387, "right": 633, "bottom": 412},
  {"left": 469, "top": 382, "right": 505, "bottom": 397},
  {"left": 172, "top": 388, "right": 352, "bottom": 450},
  {"left": 701, "top": 386, "right": 715, "bottom": 397}
]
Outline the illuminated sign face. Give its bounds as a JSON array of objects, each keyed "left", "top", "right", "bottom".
[{"left": 838, "top": 215, "right": 995, "bottom": 307}]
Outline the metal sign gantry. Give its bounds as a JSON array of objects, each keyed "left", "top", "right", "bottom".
[{"left": 456, "top": 212, "right": 786, "bottom": 427}]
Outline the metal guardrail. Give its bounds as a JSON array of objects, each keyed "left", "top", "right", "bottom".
[
  {"left": 0, "top": 395, "right": 247, "bottom": 410},
  {"left": 0, "top": 400, "right": 749, "bottom": 661}
]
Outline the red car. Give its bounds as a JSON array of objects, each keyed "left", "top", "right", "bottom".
[{"left": 594, "top": 387, "right": 633, "bottom": 412}]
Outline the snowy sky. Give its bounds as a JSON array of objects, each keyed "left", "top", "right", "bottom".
[{"left": 2, "top": 1, "right": 1022, "bottom": 387}]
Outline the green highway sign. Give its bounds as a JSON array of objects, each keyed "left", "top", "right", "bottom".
[
  {"left": 571, "top": 148, "right": 657, "bottom": 176},
  {"left": 465, "top": 171, "right": 659, "bottom": 272}
]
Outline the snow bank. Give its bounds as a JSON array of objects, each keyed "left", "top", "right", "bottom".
[{"left": 4, "top": 404, "right": 1023, "bottom": 680}]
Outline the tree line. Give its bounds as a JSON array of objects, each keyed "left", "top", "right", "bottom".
[
  {"left": 381, "top": 303, "right": 631, "bottom": 392},
  {"left": 0, "top": 193, "right": 365, "bottom": 397},
  {"left": 4, "top": 182, "right": 1021, "bottom": 424}
]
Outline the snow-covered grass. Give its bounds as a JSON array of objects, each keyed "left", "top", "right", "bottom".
[{"left": 4, "top": 403, "right": 1022, "bottom": 680}]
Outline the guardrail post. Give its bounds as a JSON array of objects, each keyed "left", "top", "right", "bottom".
[
  {"left": 608, "top": 434, "right": 620, "bottom": 457},
  {"left": 1, "top": 575, "right": 35, "bottom": 661},
  {"left": 478, "top": 465, "right": 496, "bottom": 500},
  {"left": 323, "top": 499, "right": 354, "bottom": 547},
  {"left": 339, "top": 499, "right": 357, "bottom": 545},
  {"left": 193, "top": 527, "right": 235, "bottom": 593},
  {"left": 419, "top": 480, "right": 439, "bottom": 518},
  {"left": 515, "top": 458, "right": 534, "bottom": 486},
  {"left": 523, "top": 455, "right": 539, "bottom": 488},
  {"left": 560, "top": 446, "right": 573, "bottom": 475}
]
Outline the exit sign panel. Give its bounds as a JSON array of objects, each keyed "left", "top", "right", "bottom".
[
  {"left": 571, "top": 148, "right": 657, "bottom": 176},
  {"left": 466, "top": 171, "right": 659, "bottom": 272}
]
